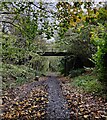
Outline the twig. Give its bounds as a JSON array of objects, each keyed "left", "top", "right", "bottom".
[{"left": 0, "top": 20, "right": 21, "bottom": 30}]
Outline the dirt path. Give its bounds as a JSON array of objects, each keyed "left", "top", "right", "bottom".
[
  {"left": 2, "top": 76, "right": 71, "bottom": 120},
  {"left": 44, "top": 76, "right": 70, "bottom": 120},
  {"left": 2, "top": 76, "right": 107, "bottom": 119}
]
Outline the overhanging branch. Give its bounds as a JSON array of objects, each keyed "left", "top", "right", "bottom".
[
  {"left": 0, "top": 20, "right": 21, "bottom": 30},
  {"left": 0, "top": 12, "right": 19, "bottom": 14},
  {"left": 31, "top": 2, "right": 55, "bottom": 14}
]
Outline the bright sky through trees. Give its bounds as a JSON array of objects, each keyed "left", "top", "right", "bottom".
[{"left": 34, "top": 0, "right": 107, "bottom": 2}]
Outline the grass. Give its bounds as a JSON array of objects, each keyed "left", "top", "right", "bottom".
[{"left": 71, "top": 73, "right": 104, "bottom": 95}]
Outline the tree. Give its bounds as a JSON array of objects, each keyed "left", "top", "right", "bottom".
[
  {"left": 55, "top": 2, "right": 99, "bottom": 75},
  {"left": 90, "top": 5, "right": 107, "bottom": 84},
  {"left": 0, "top": 1, "right": 57, "bottom": 86}
]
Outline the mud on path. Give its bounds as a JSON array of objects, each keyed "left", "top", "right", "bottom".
[{"left": 44, "top": 76, "right": 70, "bottom": 120}]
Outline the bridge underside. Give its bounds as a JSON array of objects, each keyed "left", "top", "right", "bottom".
[{"left": 37, "top": 52, "right": 72, "bottom": 56}]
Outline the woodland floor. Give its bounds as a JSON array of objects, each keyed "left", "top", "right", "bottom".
[{"left": 1, "top": 75, "right": 107, "bottom": 120}]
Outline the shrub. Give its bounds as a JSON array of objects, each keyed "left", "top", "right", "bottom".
[
  {"left": 2, "top": 64, "right": 36, "bottom": 89},
  {"left": 72, "top": 74, "right": 104, "bottom": 94},
  {"left": 69, "top": 68, "right": 85, "bottom": 78},
  {"left": 92, "top": 33, "right": 107, "bottom": 85}
]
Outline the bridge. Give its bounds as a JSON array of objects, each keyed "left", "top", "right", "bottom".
[
  {"left": 36, "top": 51, "right": 94, "bottom": 76},
  {"left": 37, "top": 52, "right": 72, "bottom": 56}
]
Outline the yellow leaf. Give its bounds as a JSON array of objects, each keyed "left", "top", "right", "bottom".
[
  {"left": 36, "top": 98, "right": 40, "bottom": 101},
  {"left": 29, "top": 109, "right": 31, "bottom": 113},
  {"left": 37, "top": 111, "right": 41, "bottom": 117},
  {"left": 15, "top": 102, "right": 19, "bottom": 105},
  {"left": 41, "top": 111, "right": 45, "bottom": 116},
  {"left": 41, "top": 97, "right": 44, "bottom": 101},
  {"left": 80, "top": 108, "right": 84, "bottom": 112},
  {"left": 84, "top": 115, "right": 89, "bottom": 118}
]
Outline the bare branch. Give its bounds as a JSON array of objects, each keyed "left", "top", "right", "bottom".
[
  {"left": 0, "top": 20, "right": 21, "bottom": 30},
  {"left": 0, "top": 12, "right": 19, "bottom": 14},
  {"left": 31, "top": 3, "right": 55, "bottom": 14}
]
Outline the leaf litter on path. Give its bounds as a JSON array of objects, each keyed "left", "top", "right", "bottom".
[
  {"left": 1, "top": 83, "right": 48, "bottom": 120},
  {"left": 59, "top": 77, "right": 107, "bottom": 120}
]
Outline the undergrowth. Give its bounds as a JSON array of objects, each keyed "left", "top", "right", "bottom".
[
  {"left": 1, "top": 63, "right": 43, "bottom": 89},
  {"left": 71, "top": 74, "right": 105, "bottom": 96}
]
